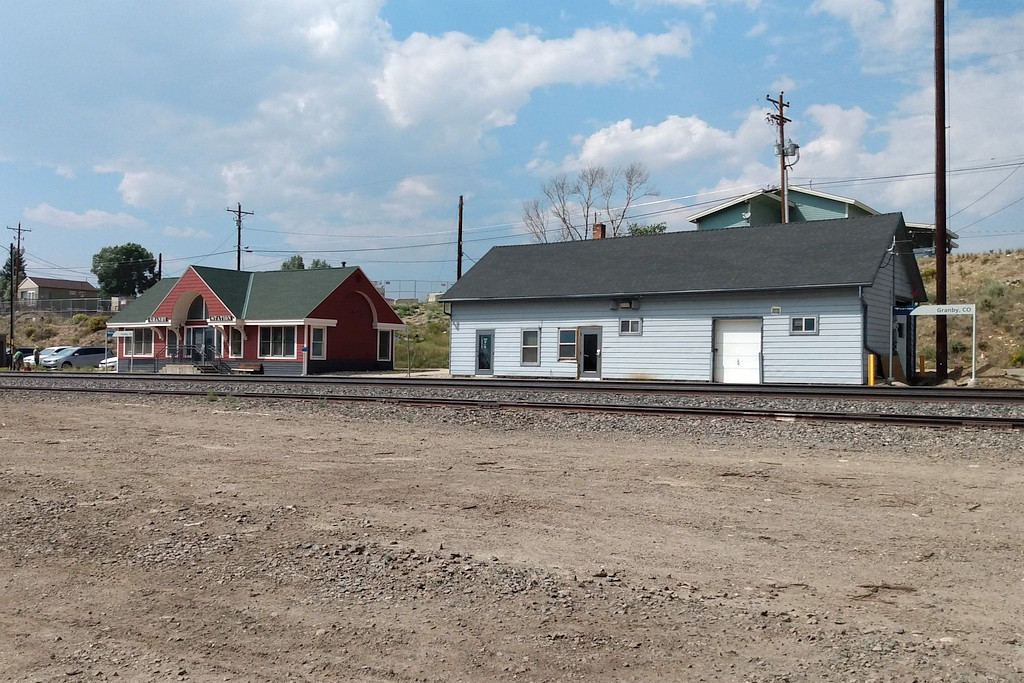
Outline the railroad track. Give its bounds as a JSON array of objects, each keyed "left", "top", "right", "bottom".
[{"left": 2, "top": 372, "right": 1022, "bottom": 430}]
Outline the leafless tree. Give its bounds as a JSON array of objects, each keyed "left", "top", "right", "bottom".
[
  {"left": 522, "top": 162, "right": 658, "bottom": 242},
  {"left": 602, "top": 162, "right": 657, "bottom": 237},
  {"left": 522, "top": 199, "right": 550, "bottom": 243}
]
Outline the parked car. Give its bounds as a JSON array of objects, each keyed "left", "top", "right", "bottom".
[
  {"left": 6, "top": 346, "right": 36, "bottom": 368},
  {"left": 23, "top": 346, "right": 67, "bottom": 369},
  {"left": 99, "top": 356, "right": 118, "bottom": 372},
  {"left": 41, "top": 346, "right": 110, "bottom": 370}
]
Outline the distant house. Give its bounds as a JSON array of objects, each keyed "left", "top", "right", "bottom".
[
  {"left": 440, "top": 213, "right": 926, "bottom": 385},
  {"left": 106, "top": 265, "right": 405, "bottom": 375},
  {"left": 688, "top": 186, "right": 956, "bottom": 254},
  {"left": 18, "top": 276, "right": 99, "bottom": 302}
]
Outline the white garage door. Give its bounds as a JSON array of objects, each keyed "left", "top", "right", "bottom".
[{"left": 713, "top": 318, "right": 762, "bottom": 384}]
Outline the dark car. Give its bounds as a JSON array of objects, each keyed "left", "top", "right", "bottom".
[{"left": 6, "top": 346, "right": 36, "bottom": 368}]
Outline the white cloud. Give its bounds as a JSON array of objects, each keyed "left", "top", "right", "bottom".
[
  {"left": 551, "top": 107, "right": 773, "bottom": 175},
  {"left": 163, "top": 225, "right": 212, "bottom": 239},
  {"left": 374, "top": 24, "right": 692, "bottom": 135},
  {"left": 116, "top": 171, "right": 187, "bottom": 207},
  {"left": 615, "top": 0, "right": 761, "bottom": 8},
  {"left": 394, "top": 177, "right": 436, "bottom": 199},
  {"left": 810, "top": 0, "right": 931, "bottom": 55},
  {"left": 24, "top": 203, "right": 144, "bottom": 229},
  {"left": 745, "top": 21, "right": 768, "bottom": 38},
  {"left": 769, "top": 76, "right": 796, "bottom": 94},
  {"left": 242, "top": 0, "right": 391, "bottom": 58},
  {"left": 800, "top": 104, "right": 873, "bottom": 164}
]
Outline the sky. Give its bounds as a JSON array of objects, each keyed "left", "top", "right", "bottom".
[{"left": 2, "top": 0, "right": 1022, "bottom": 299}]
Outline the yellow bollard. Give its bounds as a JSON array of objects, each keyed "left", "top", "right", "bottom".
[{"left": 867, "top": 353, "right": 876, "bottom": 386}]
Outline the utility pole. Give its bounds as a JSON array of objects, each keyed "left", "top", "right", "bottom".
[
  {"left": 8, "top": 243, "right": 14, "bottom": 354},
  {"left": 457, "top": 195, "right": 464, "bottom": 281},
  {"left": 933, "top": 0, "right": 948, "bottom": 383},
  {"left": 7, "top": 223, "right": 30, "bottom": 281},
  {"left": 6, "top": 224, "right": 30, "bottom": 337},
  {"left": 227, "top": 203, "right": 254, "bottom": 271},
  {"left": 766, "top": 93, "right": 792, "bottom": 223}
]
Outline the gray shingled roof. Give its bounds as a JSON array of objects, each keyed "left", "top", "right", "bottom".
[{"left": 442, "top": 213, "right": 916, "bottom": 301}]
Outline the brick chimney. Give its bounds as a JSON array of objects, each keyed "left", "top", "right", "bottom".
[{"left": 592, "top": 222, "right": 605, "bottom": 239}]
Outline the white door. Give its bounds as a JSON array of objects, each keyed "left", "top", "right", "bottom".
[{"left": 713, "top": 318, "right": 762, "bottom": 383}]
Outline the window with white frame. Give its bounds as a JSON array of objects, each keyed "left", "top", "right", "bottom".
[
  {"left": 187, "top": 296, "right": 208, "bottom": 320},
  {"left": 258, "top": 326, "right": 295, "bottom": 357},
  {"left": 619, "top": 318, "right": 642, "bottom": 335},
  {"left": 128, "top": 328, "right": 154, "bottom": 356},
  {"left": 790, "top": 316, "right": 818, "bottom": 335},
  {"left": 377, "top": 330, "right": 392, "bottom": 361},
  {"left": 229, "top": 328, "right": 243, "bottom": 357},
  {"left": 310, "top": 327, "right": 326, "bottom": 359},
  {"left": 521, "top": 329, "right": 540, "bottom": 365},
  {"left": 558, "top": 328, "right": 577, "bottom": 360}
]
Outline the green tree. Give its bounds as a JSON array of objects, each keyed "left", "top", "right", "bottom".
[
  {"left": 627, "top": 221, "right": 667, "bottom": 237},
  {"left": 281, "top": 255, "right": 305, "bottom": 270},
  {"left": 1, "top": 246, "right": 27, "bottom": 301},
  {"left": 309, "top": 258, "right": 331, "bottom": 269},
  {"left": 91, "top": 243, "right": 158, "bottom": 297}
]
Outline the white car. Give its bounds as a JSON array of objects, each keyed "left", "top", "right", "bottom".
[
  {"left": 99, "top": 356, "right": 118, "bottom": 372},
  {"left": 23, "top": 346, "right": 67, "bottom": 369}
]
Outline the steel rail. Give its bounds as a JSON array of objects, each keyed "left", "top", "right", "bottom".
[
  {"left": 4, "top": 379, "right": 1023, "bottom": 430},
  {"left": 2, "top": 371, "right": 1022, "bottom": 403}
]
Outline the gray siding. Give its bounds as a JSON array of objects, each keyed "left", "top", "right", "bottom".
[
  {"left": 450, "top": 289, "right": 867, "bottom": 384},
  {"left": 862, "top": 251, "right": 918, "bottom": 377}
]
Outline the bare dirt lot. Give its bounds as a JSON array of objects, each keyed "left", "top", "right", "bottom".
[{"left": 1, "top": 393, "right": 1022, "bottom": 682}]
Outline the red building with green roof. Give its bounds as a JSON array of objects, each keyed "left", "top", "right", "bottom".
[{"left": 105, "top": 265, "right": 405, "bottom": 375}]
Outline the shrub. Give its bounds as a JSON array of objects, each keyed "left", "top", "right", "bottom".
[
  {"left": 1010, "top": 348, "right": 1024, "bottom": 367},
  {"left": 87, "top": 315, "right": 109, "bottom": 332},
  {"left": 24, "top": 326, "right": 36, "bottom": 340},
  {"left": 950, "top": 340, "right": 968, "bottom": 355},
  {"left": 919, "top": 266, "right": 937, "bottom": 281},
  {"left": 71, "top": 313, "right": 89, "bottom": 325}
]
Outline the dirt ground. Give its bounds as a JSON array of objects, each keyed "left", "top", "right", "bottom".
[{"left": 1, "top": 393, "right": 1022, "bottom": 682}]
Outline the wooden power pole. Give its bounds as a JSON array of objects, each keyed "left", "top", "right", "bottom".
[
  {"left": 227, "top": 203, "right": 254, "bottom": 271},
  {"left": 457, "top": 195, "right": 464, "bottom": 281},
  {"left": 933, "top": 0, "right": 948, "bottom": 383},
  {"left": 766, "top": 93, "right": 792, "bottom": 223}
]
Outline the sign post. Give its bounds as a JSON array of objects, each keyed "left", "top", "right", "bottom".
[
  {"left": 909, "top": 304, "right": 977, "bottom": 385},
  {"left": 111, "top": 330, "right": 134, "bottom": 373}
]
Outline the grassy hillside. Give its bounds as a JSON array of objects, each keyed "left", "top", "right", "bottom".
[
  {"left": 4, "top": 249, "right": 1023, "bottom": 371},
  {"left": 915, "top": 249, "right": 1024, "bottom": 368},
  {"left": 2, "top": 312, "right": 112, "bottom": 354}
]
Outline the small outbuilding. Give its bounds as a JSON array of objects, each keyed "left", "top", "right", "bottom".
[
  {"left": 688, "top": 185, "right": 957, "bottom": 254},
  {"left": 106, "top": 265, "right": 405, "bottom": 375},
  {"left": 18, "top": 276, "right": 100, "bottom": 309},
  {"left": 440, "top": 213, "right": 926, "bottom": 384}
]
